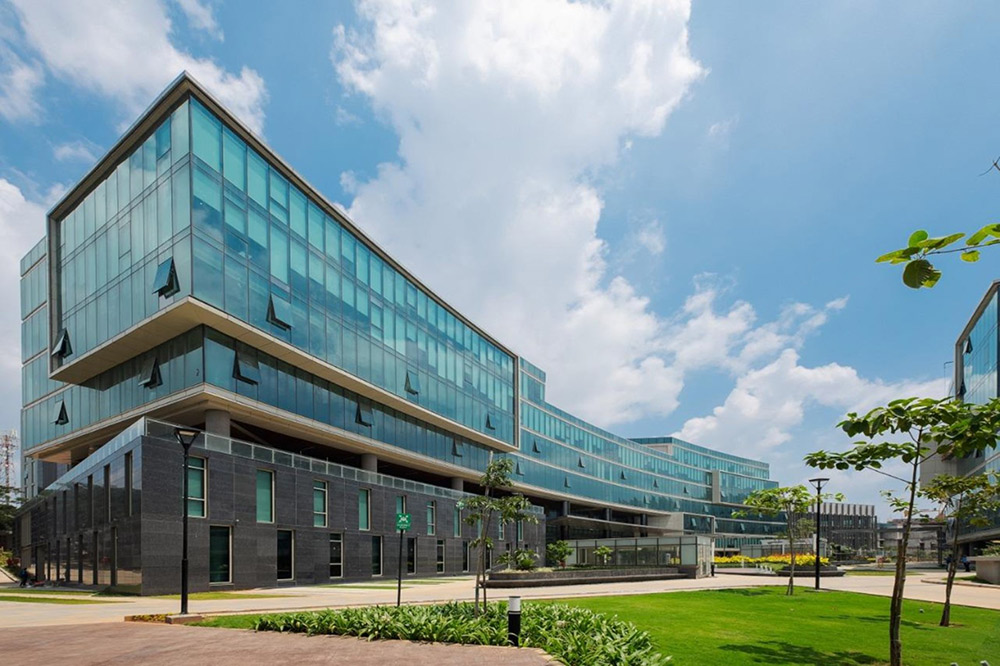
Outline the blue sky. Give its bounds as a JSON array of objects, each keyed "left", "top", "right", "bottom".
[{"left": 2, "top": 0, "right": 998, "bottom": 515}]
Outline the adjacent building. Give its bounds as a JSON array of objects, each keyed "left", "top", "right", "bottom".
[
  {"left": 15, "top": 73, "right": 782, "bottom": 593},
  {"left": 921, "top": 280, "right": 1000, "bottom": 553},
  {"left": 798, "top": 502, "right": 879, "bottom": 557}
]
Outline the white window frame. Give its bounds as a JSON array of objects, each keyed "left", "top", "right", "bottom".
[
  {"left": 313, "top": 480, "right": 328, "bottom": 528},
  {"left": 187, "top": 457, "right": 207, "bottom": 519},
  {"left": 359, "top": 488, "right": 371, "bottom": 531},
  {"left": 256, "top": 468, "right": 274, "bottom": 524},
  {"left": 329, "top": 533, "right": 343, "bottom": 579}
]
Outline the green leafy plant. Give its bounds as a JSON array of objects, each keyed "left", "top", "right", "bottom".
[
  {"left": 499, "top": 547, "right": 538, "bottom": 571},
  {"left": 252, "top": 601, "right": 671, "bottom": 665},
  {"left": 546, "top": 540, "right": 573, "bottom": 568},
  {"left": 877, "top": 224, "right": 1000, "bottom": 288},
  {"left": 980, "top": 541, "right": 1000, "bottom": 557},
  {"left": 594, "top": 545, "right": 614, "bottom": 566}
]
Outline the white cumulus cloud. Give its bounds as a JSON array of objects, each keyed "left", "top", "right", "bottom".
[
  {"left": 9, "top": 0, "right": 267, "bottom": 133},
  {"left": 677, "top": 348, "right": 948, "bottom": 460},
  {"left": 0, "top": 45, "right": 44, "bottom": 123},
  {"left": 53, "top": 140, "right": 98, "bottom": 163},
  {"left": 175, "top": 0, "right": 224, "bottom": 41},
  {"left": 333, "top": 0, "right": 704, "bottom": 426}
]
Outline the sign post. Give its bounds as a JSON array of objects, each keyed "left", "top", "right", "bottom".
[{"left": 395, "top": 512, "right": 411, "bottom": 607}]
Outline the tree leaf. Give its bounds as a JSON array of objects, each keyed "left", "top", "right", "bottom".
[
  {"left": 907, "top": 230, "right": 929, "bottom": 247},
  {"left": 919, "top": 232, "right": 965, "bottom": 250},
  {"left": 967, "top": 223, "right": 1000, "bottom": 246},
  {"left": 902, "top": 259, "right": 941, "bottom": 289},
  {"left": 961, "top": 250, "right": 980, "bottom": 263}
]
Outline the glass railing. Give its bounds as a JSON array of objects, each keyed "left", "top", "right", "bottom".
[{"left": 144, "top": 418, "right": 544, "bottom": 515}]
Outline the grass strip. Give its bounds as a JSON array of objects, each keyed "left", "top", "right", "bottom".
[
  {"left": 0, "top": 594, "right": 115, "bottom": 604},
  {"left": 155, "top": 592, "right": 292, "bottom": 600}
]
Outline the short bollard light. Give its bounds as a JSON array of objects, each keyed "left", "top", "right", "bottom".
[{"left": 508, "top": 595, "right": 522, "bottom": 647}]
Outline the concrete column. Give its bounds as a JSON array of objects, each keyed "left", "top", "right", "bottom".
[
  {"left": 561, "top": 501, "right": 571, "bottom": 517},
  {"left": 450, "top": 477, "right": 464, "bottom": 492},
  {"left": 205, "top": 409, "right": 231, "bottom": 437},
  {"left": 361, "top": 453, "right": 378, "bottom": 472},
  {"left": 604, "top": 508, "right": 613, "bottom": 522}
]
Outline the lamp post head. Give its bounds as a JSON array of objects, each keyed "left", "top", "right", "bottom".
[
  {"left": 174, "top": 427, "right": 200, "bottom": 452},
  {"left": 808, "top": 477, "right": 830, "bottom": 491}
]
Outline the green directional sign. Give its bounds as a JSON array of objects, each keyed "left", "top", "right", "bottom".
[{"left": 396, "top": 512, "right": 411, "bottom": 531}]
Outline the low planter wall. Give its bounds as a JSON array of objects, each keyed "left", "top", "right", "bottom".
[
  {"left": 969, "top": 556, "right": 1000, "bottom": 584},
  {"left": 486, "top": 566, "right": 686, "bottom": 588},
  {"left": 773, "top": 566, "right": 845, "bottom": 578}
]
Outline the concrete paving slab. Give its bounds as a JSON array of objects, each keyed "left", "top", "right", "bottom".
[{"left": 0, "top": 622, "right": 551, "bottom": 666}]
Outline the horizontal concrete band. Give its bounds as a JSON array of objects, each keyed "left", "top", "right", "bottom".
[{"left": 48, "top": 297, "right": 516, "bottom": 456}]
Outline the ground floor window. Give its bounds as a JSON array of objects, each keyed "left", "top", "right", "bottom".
[
  {"left": 406, "top": 537, "right": 417, "bottom": 574},
  {"left": 436, "top": 540, "right": 445, "bottom": 573},
  {"left": 371, "top": 536, "right": 382, "bottom": 576},
  {"left": 277, "top": 530, "right": 294, "bottom": 580},
  {"left": 329, "top": 534, "right": 343, "bottom": 578},
  {"left": 210, "top": 526, "right": 231, "bottom": 583}
]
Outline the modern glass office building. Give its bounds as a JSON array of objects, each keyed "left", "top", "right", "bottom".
[
  {"left": 921, "top": 280, "right": 1000, "bottom": 551},
  {"left": 15, "top": 73, "right": 781, "bottom": 593}
]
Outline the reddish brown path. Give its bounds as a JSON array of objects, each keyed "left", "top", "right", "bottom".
[{"left": 0, "top": 622, "right": 552, "bottom": 665}]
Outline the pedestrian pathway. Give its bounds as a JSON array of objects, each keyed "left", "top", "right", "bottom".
[
  {"left": 1, "top": 570, "right": 997, "bottom": 629},
  {"left": 0, "top": 622, "right": 551, "bottom": 666}
]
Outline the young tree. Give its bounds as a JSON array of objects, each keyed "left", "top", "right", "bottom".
[
  {"left": 546, "top": 540, "right": 573, "bottom": 568},
  {"left": 458, "top": 455, "right": 538, "bottom": 614},
  {"left": 919, "top": 472, "right": 1000, "bottom": 626},
  {"left": 735, "top": 485, "right": 841, "bottom": 595},
  {"left": 805, "top": 396, "right": 1000, "bottom": 666},
  {"left": 594, "top": 545, "right": 613, "bottom": 566}
]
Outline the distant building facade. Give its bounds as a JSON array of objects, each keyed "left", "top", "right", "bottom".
[{"left": 799, "top": 502, "right": 878, "bottom": 556}]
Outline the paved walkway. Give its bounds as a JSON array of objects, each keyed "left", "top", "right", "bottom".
[
  {"left": 1, "top": 570, "right": 997, "bottom": 629},
  {"left": 0, "top": 622, "right": 550, "bottom": 665}
]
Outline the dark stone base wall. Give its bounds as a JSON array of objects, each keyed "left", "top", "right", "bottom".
[
  {"left": 19, "top": 435, "right": 544, "bottom": 595},
  {"left": 140, "top": 436, "right": 543, "bottom": 594}
]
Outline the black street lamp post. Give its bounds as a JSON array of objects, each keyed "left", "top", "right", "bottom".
[
  {"left": 175, "top": 427, "right": 200, "bottom": 616},
  {"left": 808, "top": 477, "right": 829, "bottom": 591}
]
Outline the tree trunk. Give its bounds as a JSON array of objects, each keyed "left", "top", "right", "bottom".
[
  {"left": 481, "top": 510, "right": 493, "bottom": 611},
  {"left": 888, "top": 458, "right": 919, "bottom": 666},
  {"left": 941, "top": 501, "right": 962, "bottom": 627},
  {"left": 786, "top": 511, "right": 796, "bottom": 596}
]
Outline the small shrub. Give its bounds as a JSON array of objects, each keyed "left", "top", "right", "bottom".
[
  {"left": 547, "top": 540, "right": 573, "bottom": 568},
  {"left": 594, "top": 546, "right": 614, "bottom": 566},
  {"left": 253, "top": 601, "right": 670, "bottom": 665},
  {"left": 498, "top": 547, "right": 538, "bottom": 571}
]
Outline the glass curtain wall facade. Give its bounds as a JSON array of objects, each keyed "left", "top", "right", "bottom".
[
  {"left": 949, "top": 281, "right": 1000, "bottom": 547},
  {"left": 20, "top": 74, "right": 782, "bottom": 553}
]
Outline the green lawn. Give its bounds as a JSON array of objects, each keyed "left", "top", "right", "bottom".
[
  {"left": 0, "top": 587, "right": 100, "bottom": 595},
  {"left": 0, "top": 594, "right": 114, "bottom": 604},
  {"left": 560, "top": 587, "right": 1000, "bottom": 665}
]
